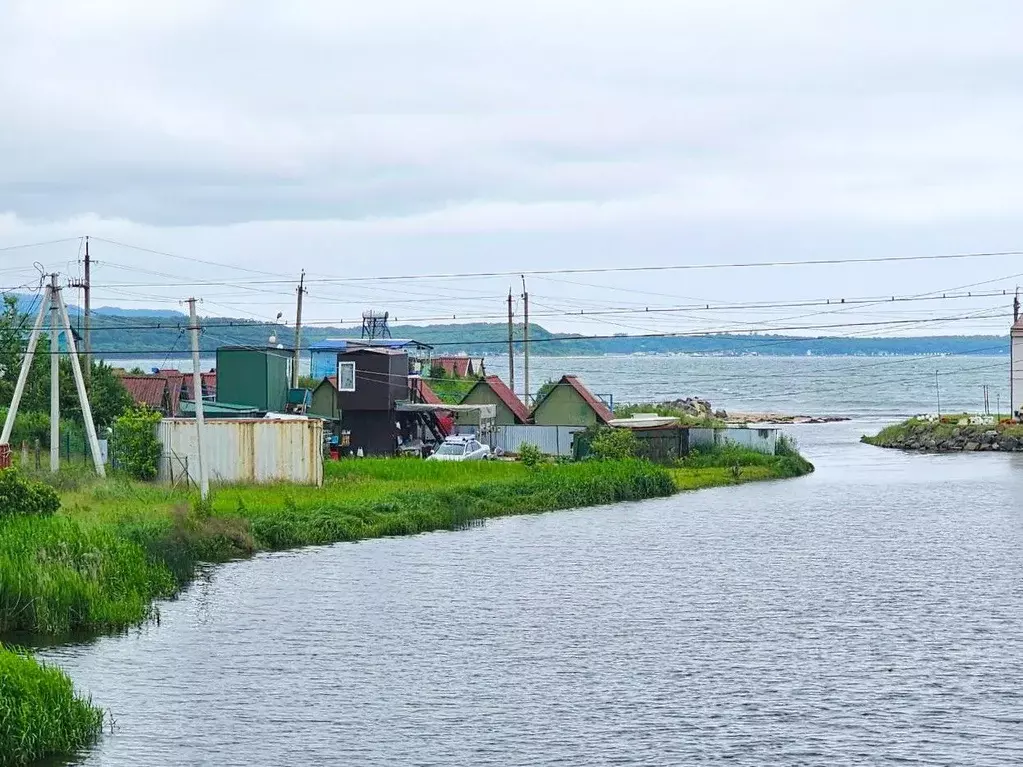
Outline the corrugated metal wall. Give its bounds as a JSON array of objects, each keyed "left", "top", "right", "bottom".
[
  {"left": 157, "top": 418, "right": 324, "bottom": 486},
  {"left": 492, "top": 425, "right": 584, "bottom": 457},
  {"left": 688, "top": 427, "right": 779, "bottom": 454}
]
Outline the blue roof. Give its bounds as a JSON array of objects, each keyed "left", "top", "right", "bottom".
[{"left": 309, "top": 338, "right": 433, "bottom": 352}]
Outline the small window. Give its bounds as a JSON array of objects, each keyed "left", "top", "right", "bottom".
[{"left": 337, "top": 361, "right": 356, "bottom": 392}]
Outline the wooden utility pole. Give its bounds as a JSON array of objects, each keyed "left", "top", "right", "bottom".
[
  {"left": 187, "top": 298, "right": 209, "bottom": 501},
  {"left": 521, "top": 276, "right": 530, "bottom": 407},
  {"left": 292, "top": 270, "right": 306, "bottom": 388},
  {"left": 83, "top": 236, "right": 91, "bottom": 384},
  {"left": 507, "top": 289, "right": 515, "bottom": 395},
  {"left": 70, "top": 236, "right": 93, "bottom": 384}
]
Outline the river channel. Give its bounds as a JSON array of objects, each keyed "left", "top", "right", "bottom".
[{"left": 37, "top": 420, "right": 1023, "bottom": 766}]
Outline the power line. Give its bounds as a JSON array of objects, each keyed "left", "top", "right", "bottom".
[
  {"left": 0, "top": 237, "right": 82, "bottom": 253},
  {"left": 70, "top": 247, "right": 1023, "bottom": 289}
]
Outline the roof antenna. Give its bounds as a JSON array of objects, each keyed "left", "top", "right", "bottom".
[{"left": 1015, "top": 288, "right": 1020, "bottom": 323}]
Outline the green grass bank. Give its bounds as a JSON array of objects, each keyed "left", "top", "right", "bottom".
[
  {"left": 0, "top": 449, "right": 811, "bottom": 764},
  {"left": 2, "top": 451, "right": 811, "bottom": 639},
  {"left": 0, "top": 645, "right": 103, "bottom": 766}
]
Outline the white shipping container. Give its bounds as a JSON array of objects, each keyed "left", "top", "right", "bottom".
[{"left": 157, "top": 418, "right": 324, "bottom": 486}]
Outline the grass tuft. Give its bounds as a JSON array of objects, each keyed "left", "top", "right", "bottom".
[{"left": 0, "top": 644, "right": 104, "bottom": 766}]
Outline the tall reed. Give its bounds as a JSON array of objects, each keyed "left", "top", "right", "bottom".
[{"left": 0, "top": 644, "right": 103, "bottom": 766}]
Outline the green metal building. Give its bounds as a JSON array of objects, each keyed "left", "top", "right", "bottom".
[{"left": 215, "top": 347, "right": 292, "bottom": 412}]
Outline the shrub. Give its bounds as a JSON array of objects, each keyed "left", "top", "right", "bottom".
[
  {"left": 518, "top": 443, "right": 543, "bottom": 468},
  {"left": 112, "top": 405, "right": 163, "bottom": 481},
  {"left": 590, "top": 427, "right": 637, "bottom": 461},
  {"left": 0, "top": 469, "right": 60, "bottom": 518}
]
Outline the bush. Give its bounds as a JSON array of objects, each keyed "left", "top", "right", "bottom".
[
  {"left": 112, "top": 406, "right": 163, "bottom": 481},
  {"left": 590, "top": 427, "right": 637, "bottom": 461},
  {"left": 0, "top": 469, "right": 60, "bottom": 518},
  {"left": 518, "top": 443, "right": 543, "bottom": 468}
]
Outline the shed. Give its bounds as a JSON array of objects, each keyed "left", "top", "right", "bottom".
[
  {"left": 460, "top": 375, "right": 529, "bottom": 425},
  {"left": 216, "top": 347, "right": 291, "bottom": 412},
  {"left": 309, "top": 376, "right": 343, "bottom": 422},
  {"left": 531, "top": 375, "right": 614, "bottom": 427}
]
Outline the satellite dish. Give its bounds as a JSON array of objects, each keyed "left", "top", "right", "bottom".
[{"left": 269, "top": 333, "right": 278, "bottom": 345}]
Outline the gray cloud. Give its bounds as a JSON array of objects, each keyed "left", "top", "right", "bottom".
[{"left": 2, "top": 1, "right": 1023, "bottom": 334}]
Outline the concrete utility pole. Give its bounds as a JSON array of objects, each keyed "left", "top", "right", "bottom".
[
  {"left": 54, "top": 287, "right": 105, "bottom": 477},
  {"left": 1, "top": 275, "right": 105, "bottom": 476},
  {"left": 507, "top": 288, "right": 515, "bottom": 395},
  {"left": 50, "top": 274, "right": 59, "bottom": 472},
  {"left": 292, "top": 270, "right": 306, "bottom": 389},
  {"left": 521, "top": 276, "right": 530, "bottom": 407},
  {"left": 1, "top": 288, "right": 52, "bottom": 446},
  {"left": 187, "top": 298, "right": 209, "bottom": 501}
]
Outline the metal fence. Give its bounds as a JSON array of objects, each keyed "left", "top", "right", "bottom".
[
  {"left": 491, "top": 425, "right": 584, "bottom": 457},
  {"left": 688, "top": 427, "right": 779, "bottom": 455},
  {"left": 157, "top": 418, "right": 324, "bottom": 486}
]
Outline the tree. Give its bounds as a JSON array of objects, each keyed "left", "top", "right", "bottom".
[
  {"left": 111, "top": 406, "right": 163, "bottom": 480},
  {"left": 536, "top": 379, "right": 557, "bottom": 401},
  {"left": 59, "top": 360, "right": 132, "bottom": 431},
  {"left": 0, "top": 295, "right": 51, "bottom": 414},
  {"left": 590, "top": 427, "right": 637, "bottom": 461},
  {"left": 1, "top": 296, "right": 132, "bottom": 433}
]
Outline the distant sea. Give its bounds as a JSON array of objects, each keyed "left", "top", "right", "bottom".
[{"left": 103, "top": 353, "right": 1010, "bottom": 420}]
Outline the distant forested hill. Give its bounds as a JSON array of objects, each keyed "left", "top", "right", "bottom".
[{"left": 4, "top": 293, "right": 1010, "bottom": 357}]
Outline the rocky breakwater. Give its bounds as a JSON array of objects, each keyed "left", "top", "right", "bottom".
[{"left": 863, "top": 416, "right": 1023, "bottom": 453}]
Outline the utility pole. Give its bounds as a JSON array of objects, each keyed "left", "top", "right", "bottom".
[
  {"left": 935, "top": 370, "right": 941, "bottom": 419},
  {"left": 521, "top": 276, "right": 530, "bottom": 407},
  {"left": 1, "top": 274, "right": 104, "bottom": 476},
  {"left": 507, "top": 289, "right": 515, "bottom": 394},
  {"left": 83, "top": 236, "right": 91, "bottom": 385},
  {"left": 50, "top": 274, "right": 59, "bottom": 472},
  {"left": 187, "top": 298, "right": 209, "bottom": 501},
  {"left": 54, "top": 287, "right": 105, "bottom": 477},
  {"left": 70, "top": 236, "right": 93, "bottom": 385},
  {"left": 292, "top": 270, "right": 306, "bottom": 389}
]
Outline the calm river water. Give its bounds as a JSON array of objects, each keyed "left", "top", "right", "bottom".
[{"left": 37, "top": 418, "right": 1023, "bottom": 766}]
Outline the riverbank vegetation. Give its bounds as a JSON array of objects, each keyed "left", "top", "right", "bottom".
[
  {"left": 0, "top": 444, "right": 811, "bottom": 763},
  {"left": 670, "top": 436, "right": 814, "bottom": 489},
  {"left": 863, "top": 415, "right": 1023, "bottom": 452},
  {"left": 1, "top": 445, "right": 813, "bottom": 639},
  {"left": 0, "top": 645, "right": 104, "bottom": 766},
  {"left": 1, "top": 459, "right": 675, "bottom": 637}
]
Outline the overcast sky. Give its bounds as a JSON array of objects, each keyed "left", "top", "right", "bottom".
[{"left": 2, "top": 0, "right": 1023, "bottom": 338}]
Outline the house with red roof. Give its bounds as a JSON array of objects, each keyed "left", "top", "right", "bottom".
[
  {"left": 431, "top": 355, "right": 485, "bottom": 378},
  {"left": 459, "top": 375, "right": 529, "bottom": 425},
  {"left": 119, "top": 375, "right": 174, "bottom": 415},
  {"left": 530, "top": 375, "right": 614, "bottom": 427}
]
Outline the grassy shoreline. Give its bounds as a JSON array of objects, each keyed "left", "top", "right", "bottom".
[
  {"left": 863, "top": 414, "right": 1023, "bottom": 452},
  {"left": 3, "top": 453, "right": 812, "bottom": 638},
  {"left": 0, "top": 451, "right": 811, "bottom": 765}
]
